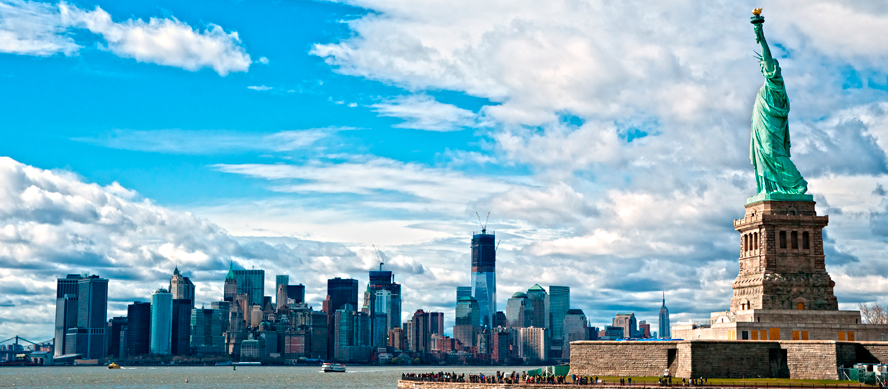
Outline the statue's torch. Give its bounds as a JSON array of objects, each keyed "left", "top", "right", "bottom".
[{"left": 751, "top": 8, "right": 764, "bottom": 24}]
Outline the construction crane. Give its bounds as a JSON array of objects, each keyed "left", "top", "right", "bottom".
[
  {"left": 373, "top": 244, "right": 384, "bottom": 271},
  {"left": 496, "top": 239, "right": 502, "bottom": 252},
  {"left": 476, "top": 211, "right": 490, "bottom": 234}
]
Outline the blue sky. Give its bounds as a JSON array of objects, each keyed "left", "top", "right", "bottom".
[
  {"left": 2, "top": 0, "right": 888, "bottom": 341},
  {"left": 1, "top": 0, "right": 497, "bottom": 206}
]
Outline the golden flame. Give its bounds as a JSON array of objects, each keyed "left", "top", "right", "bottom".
[{"left": 752, "top": 8, "right": 763, "bottom": 16}]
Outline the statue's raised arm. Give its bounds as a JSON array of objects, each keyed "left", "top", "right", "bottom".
[
  {"left": 751, "top": 9, "right": 777, "bottom": 77},
  {"left": 746, "top": 8, "right": 809, "bottom": 201}
]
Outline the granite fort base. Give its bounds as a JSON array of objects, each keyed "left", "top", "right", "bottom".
[{"left": 569, "top": 340, "right": 888, "bottom": 379}]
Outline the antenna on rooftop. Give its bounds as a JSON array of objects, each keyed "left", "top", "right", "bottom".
[
  {"left": 475, "top": 211, "right": 490, "bottom": 233},
  {"left": 373, "top": 244, "right": 384, "bottom": 271}
]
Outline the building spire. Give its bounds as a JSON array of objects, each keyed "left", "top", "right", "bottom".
[
  {"left": 662, "top": 290, "right": 666, "bottom": 307},
  {"left": 225, "top": 260, "right": 236, "bottom": 280}
]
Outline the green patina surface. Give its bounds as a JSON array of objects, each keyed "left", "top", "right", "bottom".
[
  {"left": 746, "top": 192, "right": 814, "bottom": 205},
  {"left": 748, "top": 14, "right": 809, "bottom": 204}
]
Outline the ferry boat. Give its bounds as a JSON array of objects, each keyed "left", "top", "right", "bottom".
[
  {"left": 107, "top": 362, "right": 121, "bottom": 369},
  {"left": 322, "top": 363, "right": 346, "bottom": 373}
]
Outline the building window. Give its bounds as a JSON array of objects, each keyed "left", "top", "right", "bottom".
[
  {"left": 741, "top": 331, "right": 749, "bottom": 340},
  {"left": 802, "top": 331, "right": 808, "bottom": 340},
  {"left": 742, "top": 234, "right": 747, "bottom": 252},
  {"left": 803, "top": 231, "right": 810, "bottom": 250},
  {"left": 754, "top": 232, "right": 759, "bottom": 250},
  {"left": 768, "top": 328, "right": 780, "bottom": 340},
  {"left": 792, "top": 331, "right": 799, "bottom": 340},
  {"left": 791, "top": 231, "right": 798, "bottom": 250},
  {"left": 779, "top": 231, "right": 787, "bottom": 249},
  {"left": 751, "top": 331, "right": 758, "bottom": 340},
  {"left": 797, "top": 302, "right": 804, "bottom": 310},
  {"left": 849, "top": 332, "right": 855, "bottom": 341},
  {"left": 838, "top": 331, "right": 846, "bottom": 341},
  {"left": 761, "top": 330, "right": 769, "bottom": 340},
  {"left": 881, "top": 333, "right": 886, "bottom": 341}
]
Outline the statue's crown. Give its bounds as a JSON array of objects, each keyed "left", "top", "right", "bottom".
[{"left": 752, "top": 8, "right": 763, "bottom": 16}]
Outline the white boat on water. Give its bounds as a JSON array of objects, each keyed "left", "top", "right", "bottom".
[{"left": 322, "top": 363, "right": 346, "bottom": 373}]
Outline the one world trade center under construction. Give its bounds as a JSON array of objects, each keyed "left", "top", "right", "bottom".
[{"left": 471, "top": 225, "right": 496, "bottom": 329}]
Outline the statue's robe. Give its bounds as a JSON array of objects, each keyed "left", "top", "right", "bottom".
[{"left": 750, "top": 59, "right": 807, "bottom": 194}]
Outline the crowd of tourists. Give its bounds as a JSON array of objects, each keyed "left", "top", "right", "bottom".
[
  {"left": 401, "top": 372, "right": 713, "bottom": 386},
  {"left": 401, "top": 371, "right": 597, "bottom": 385}
]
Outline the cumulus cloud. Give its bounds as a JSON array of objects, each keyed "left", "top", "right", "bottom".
[
  {"left": 0, "top": 0, "right": 250, "bottom": 75},
  {"left": 302, "top": 0, "right": 888, "bottom": 329},
  {"left": 0, "top": 157, "right": 364, "bottom": 340},
  {"left": 372, "top": 94, "right": 480, "bottom": 131}
]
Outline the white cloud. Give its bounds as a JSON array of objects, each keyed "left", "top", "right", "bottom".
[
  {"left": 302, "top": 0, "right": 888, "bottom": 328},
  {"left": 72, "top": 129, "right": 333, "bottom": 154},
  {"left": 372, "top": 94, "right": 479, "bottom": 131},
  {"left": 248, "top": 85, "right": 272, "bottom": 91},
  {"left": 257, "top": 56, "right": 269, "bottom": 64},
  {"left": 59, "top": 2, "right": 250, "bottom": 76},
  {"left": 0, "top": 0, "right": 78, "bottom": 55},
  {"left": 215, "top": 156, "right": 513, "bottom": 209},
  {"left": 0, "top": 0, "right": 250, "bottom": 75},
  {"left": 0, "top": 157, "right": 369, "bottom": 340}
]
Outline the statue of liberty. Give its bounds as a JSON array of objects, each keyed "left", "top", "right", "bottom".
[{"left": 748, "top": 9, "right": 808, "bottom": 200}]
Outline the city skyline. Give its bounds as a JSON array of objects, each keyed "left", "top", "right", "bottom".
[{"left": 3, "top": 0, "right": 888, "bottom": 345}]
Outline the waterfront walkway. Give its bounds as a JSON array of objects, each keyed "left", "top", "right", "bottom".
[
  {"left": 399, "top": 374, "right": 874, "bottom": 389},
  {"left": 399, "top": 382, "right": 873, "bottom": 389}
]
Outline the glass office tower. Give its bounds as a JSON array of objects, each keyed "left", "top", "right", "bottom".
[
  {"left": 234, "top": 269, "right": 265, "bottom": 306},
  {"left": 471, "top": 228, "right": 496, "bottom": 328},
  {"left": 548, "top": 286, "right": 570, "bottom": 340}
]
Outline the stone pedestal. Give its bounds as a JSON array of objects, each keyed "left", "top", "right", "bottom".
[{"left": 731, "top": 200, "right": 837, "bottom": 312}]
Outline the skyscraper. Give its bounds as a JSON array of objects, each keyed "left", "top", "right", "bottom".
[
  {"left": 456, "top": 286, "right": 472, "bottom": 303},
  {"left": 287, "top": 285, "right": 306, "bottom": 304},
  {"left": 191, "top": 308, "right": 224, "bottom": 356},
  {"left": 310, "top": 311, "right": 329, "bottom": 360},
  {"left": 454, "top": 296, "right": 480, "bottom": 348},
  {"left": 372, "top": 289, "right": 391, "bottom": 347},
  {"left": 406, "top": 309, "right": 435, "bottom": 353},
  {"left": 428, "top": 312, "right": 444, "bottom": 336},
  {"left": 54, "top": 274, "right": 82, "bottom": 357},
  {"left": 639, "top": 320, "right": 651, "bottom": 338},
  {"left": 277, "top": 283, "right": 289, "bottom": 311},
  {"left": 171, "top": 299, "right": 192, "bottom": 355},
  {"left": 125, "top": 302, "right": 151, "bottom": 356},
  {"left": 659, "top": 292, "right": 671, "bottom": 339},
  {"left": 169, "top": 267, "right": 195, "bottom": 310},
  {"left": 471, "top": 228, "right": 496, "bottom": 328},
  {"left": 275, "top": 275, "right": 289, "bottom": 306},
  {"left": 506, "top": 292, "right": 529, "bottom": 328},
  {"left": 526, "top": 284, "right": 549, "bottom": 329},
  {"left": 106, "top": 316, "right": 127, "bottom": 358},
  {"left": 62, "top": 274, "right": 108, "bottom": 360},
  {"left": 548, "top": 286, "right": 570, "bottom": 340},
  {"left": 613, "top": 312, "right": 637, "bottom": 339},
  {"left": 150, "top": 288, "right": 173, "bottom": 355},
  {"left": 562, "top": 309, "right": 588, "bottom": 359},
  {"left": 234, "top": 269, "right": 265, "bottom": 306},
  {"left": 327, "top": 278, "right": 359, "bottom": 312},
  {"left": 326, "top": 278, "right": 359, "bottom": 358},
  {"left": 223, "top": 262, "right": 238, "bottom": 302},
  {"left": 367, "top": 265, "right": 401, "bottom": 348},
  {"left": 518, "top": 327, "right": 548, "bottom": 362}
]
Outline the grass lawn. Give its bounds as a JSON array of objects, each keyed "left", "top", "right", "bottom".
[{"left": 572, "top": 376, "right": 873, "bottom": 387}]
